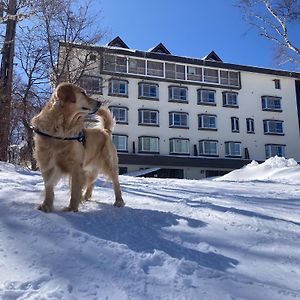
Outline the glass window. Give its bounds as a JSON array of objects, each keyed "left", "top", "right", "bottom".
[
  {"left": 79, "top": 76, "right": 102, "bottom": 93},
  {"left": 138, "top": 136, "right": 159, "bottom": 153},
  {"left": 274, "top": 79, "right": 281, "bottom": 89},
  {"left": 223, "top": 92, "right": 238, "bottom": 107},
  {"left": 199, "top": 140, "right": 218, "bottom": 156},
  {"left": 112, "top": 135, "right": 128, "bottom": 152},
  {"left": 265, "top": 144, "right": 285, "bottom": 158},
  {"left": 147, "top": 61, "right": 164, "bottom": 77},
  {"left": 138, "top": 83, "right": 159, "bottom": 99},
  {"left": 103, "top": 54, "right": 127, "bottom": 73},
  {"left": 128, "top": 58, "right": 146, "bottom": 75},
  {"left": 197, "top": 89, "right": 216, "bottom": 104},
  {"left": 225, "top": 142, "right": 241, "bottom": 157},
  {"left": 246, "top": 118, "right": 255, "bottom": 133},
  {"left": 170, "top": 139, "right": 190, "bottom": 154},
  {"left": 231, "top": 117, "right": 240, "bottom": 132},
  {"left": 262, "top": 96, "right": 282, "bottom": 111},
  {"left": 263, "top": 120, "right": 284, "bottom": 134},
  {"left": 198, "top": 114, "right": 217, "bottom": 130},
  {"left": 220, "top": 71, "right": 239, "bottom": 87},
  {"left": 169, "top": 112, "right": 189, "bottom": 128},
  {"left": 165, "top": 63, "right": 186, "bottom": 80},
  {"left": 187, "top": 66, "right": 202, "bottom": 81},
  {"left": 138, "top": 110, "right": 159, "bottom": 125},
  {"left": 109, "top": 79, "right": 128, "bottom": 96},
  {"left": 169, "top": 86, "right": 188, "bottom": 102},
  {"left": 204, "top": 68, "right": 219, "bottom": 83},
  {"left": 110, "top": 106, "right": 128, "bottom": 124}
]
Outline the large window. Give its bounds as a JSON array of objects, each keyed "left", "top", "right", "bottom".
[
  {"left": 203, "top": 68, "right": 219, "bottom": 83},
  {"left": 112, "top": 134, "right": 128, "bottom": 152},
  {"left": 265, "top": 144, "right": 286, "bottom": 158},
  {"left": 138, "top": 83, "right": 159, "bottom": 99},
  {"left": 168, "top": 86, "right": 188, "bottom": 102},
  {"left": 104, "top": 54, "right": 127, "bottom": 73},
  {"left": 169, "top": 138, "right": 190, "bottom": 155},
  {"left": 220, "top": 71, "right": 239, "bottom": 86},
  {"left": 263, "top": 120, "right": 284, "bottom": 135},
  {"left": 138, "top": 109, "right": 159, "bottom": 126},
  {"left": 262, "top": 96, "right": 282, "bottom": 111},
  {"left": 165, "top": 63, "right": 186, "bottom": 80},
  {"left": 110, "top": 106, "right": 128, "bottom": 124},
  {"left": 108, "top": 79, "right": 128, "bottom": 96},
  {"left": 147, "top": 61, "right": 164, "bottom": 77},
  {"left": 225, "top": 142, "right": 241, "bottom": 157},
  {"left": 169, "top": 112, "right": 189, "bottom": 128},
  {"left": 187, "top": 66, "right": 202, "bottom": 81},
  {"left": 79, "top": 76, "right": 102, "bottom": 93},
  {"left": 231, "top": 117, "right": 240, "bottom": 133},
  {"left": 246, "top": 118, "right": 255, "bottom": 133},
  {"left": 197, "top": 89, "right": 216, "bottom": 105},
  {"left": 128, "top": 58, "right": 146, "bottom": 75},
  {"left": 198, "top": 114, "right": 217, "bottom": 130},
  {"left": 138, "top": 136, "right": 159, "bottom": 153},
  {"left": 199, "top": 140, "right": 218, "bottom": 156},
  {"left": 223, "top": 92, "right": 238, "bottom": 107}
]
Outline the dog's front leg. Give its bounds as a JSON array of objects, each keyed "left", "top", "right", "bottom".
[
  {"left": 38, "top": 184, "right": 54, "bottom": 212},
  {"left": 66, "top": 169, "right": 84, "bottom": 212}
]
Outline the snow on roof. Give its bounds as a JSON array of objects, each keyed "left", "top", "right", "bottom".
[{"left": 215, "top": 156, "right": 300, "bottom": 183}]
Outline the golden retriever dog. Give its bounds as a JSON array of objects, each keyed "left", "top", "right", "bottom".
[{"left": 31, "top": 82, "right": 125, "bottom": 212}]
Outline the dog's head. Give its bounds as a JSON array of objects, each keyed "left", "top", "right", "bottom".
[{"left": 54, "top": 82, "right": 102, "bottom": 116}]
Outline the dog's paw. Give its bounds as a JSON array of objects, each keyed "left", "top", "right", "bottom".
[
  {"left": 62, "top": 206, "right": 79, "bottom": 212},
  {"left": 38, "top": 203, "right": 53, "bottom": 213},
  {"left": 113, "top": 200, "right": 125, "bottom": 207}
]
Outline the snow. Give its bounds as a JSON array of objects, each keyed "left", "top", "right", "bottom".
[{"left": 0, "top": 157, "right": 300, "bottom": 299}]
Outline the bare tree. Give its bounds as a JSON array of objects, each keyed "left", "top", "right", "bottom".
[{"left": 237, "top": 0, "right": 300, "bottom": 67}]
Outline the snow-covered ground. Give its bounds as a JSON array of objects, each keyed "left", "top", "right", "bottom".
[{"left": 0, "top": 157, "right": 300, "bottom": 300}]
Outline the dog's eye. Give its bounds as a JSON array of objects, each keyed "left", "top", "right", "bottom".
[{"left": 81, "top": 91, "right": 86, "bottom": 96}]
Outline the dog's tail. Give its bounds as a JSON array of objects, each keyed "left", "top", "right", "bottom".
[{"left": 96, "top": 107, "right": 115, "bottom": 134}]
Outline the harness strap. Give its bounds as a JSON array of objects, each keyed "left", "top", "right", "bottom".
[{"left": 32, "top": 128, "right": 86, "bottom": 146}]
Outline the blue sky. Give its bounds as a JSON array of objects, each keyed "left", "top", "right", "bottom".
[{"left": 96, "top": 0, "right": 298, "bottom": 71}]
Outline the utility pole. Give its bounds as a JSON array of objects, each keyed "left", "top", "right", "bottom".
[{"left": 0, "top": 0, "right": 17, "bottom": 161}]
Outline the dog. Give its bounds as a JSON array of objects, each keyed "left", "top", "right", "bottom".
[{"left": 31, "top": 82, "right": 125, "bottom": 212}]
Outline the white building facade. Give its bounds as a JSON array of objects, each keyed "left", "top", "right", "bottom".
[{"left": 60, "top": 37, "right": 300, "bottom": 179}]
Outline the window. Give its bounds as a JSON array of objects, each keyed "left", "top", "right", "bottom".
[
  {"left": 203, "top": 68, "right": 219, "bottom": 83},
  {"left": 198, "top": 114, "right": 217, "bottom": 130},
  {"left": 187, "top": 66, "right": 202, "bottom": 81},
  {"left": 246, "top": 118, "right": 255, "bottom": 133},
  {"left": 231, "top": 117, "right": 240, "bottom": 133},
  {"left": 169, "top": 139, "right": 190, "bottom": 155},
  {"left": 108, "top": 79, "right": 128, "bottom": 96},
  {"left": 274, "top": 79, "right": 281, "bottom": 89},
  {"left": 138, "top": 109, "right": 159, "bottom": 126},
  {"left": 220, "top": 71, "right": 239, "bottom": 87},
  {"left": 225, "top": 142, "right": 241, "bottom": 157},
  {"left": 128, "top": 58, "right": 146, "bottom": 75},
  {"left": 199, "top": 140, "right": 218, "bottom": 156},
  {"left": 197, "top": 89, "right": 216, "bottom": 105},
  {"left": 262, "top": 96, "right": 282, "bottom": 111},
  {"left": 112, "top": 134, "right": 128, "bottom": 152},
  {"left": 79, "top": 76, "right": 102, "bottom": 93},
  {"left": 169, "top": 86, "right": 188, "bottom": 102},
  {"left": 165, "top": 63, "right": 186, "bottom": 80},
  {"left": 263, "top": 120, "right": 284, "bottom": 135},
  {"left": 138, "top": 83, "right": 159, "bottom": 99},
  {"left": 147, "top": 61, "right": 164, "bottom": 77},
  {"left": 265, "top": 144, "right": 286, "bottom": 158},
  {"left": 110, "top": 106, "right": 128, "bottom": 124},
  {"left": 138, "top": 136, "right": 159, "bottom": 153},
  {"left": 169, "top": 112, "right": 189, "bottom": 128},
  {"left": 223, "top": 92, "right": 238, "bottom": 107},
  {"left": 104, "top": 54, "right": 127, "bottom": 73}
]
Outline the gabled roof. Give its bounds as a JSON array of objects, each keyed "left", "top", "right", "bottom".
[
  {"left": 149, "top": 43, "right": 171, "bottom": 55},
  {"left": 107, "top": 36, "right": 129, "bottom": 49},
  {"left": 203, "top": 51, "right": 223, "bottom": 62}
]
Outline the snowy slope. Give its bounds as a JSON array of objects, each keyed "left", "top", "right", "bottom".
[{"left": 0, "top": 159, "right": 300, "bottom": 300}]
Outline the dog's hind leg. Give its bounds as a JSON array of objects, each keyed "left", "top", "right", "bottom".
[{"left": 83, "top": 171, "right": 97, "bottom": 201}]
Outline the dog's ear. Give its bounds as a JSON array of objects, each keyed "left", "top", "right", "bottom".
[{"left": 55, "top": 84, "right": 76, "bottom": 103}]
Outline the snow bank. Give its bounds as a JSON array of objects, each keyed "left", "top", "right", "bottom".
[{"left": 215, "top": 156, "right": 300, "bottom": 183}]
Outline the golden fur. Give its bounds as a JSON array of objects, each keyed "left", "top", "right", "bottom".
[{"left": 32, "top": 82, "right": 125, "bottom": 212}]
